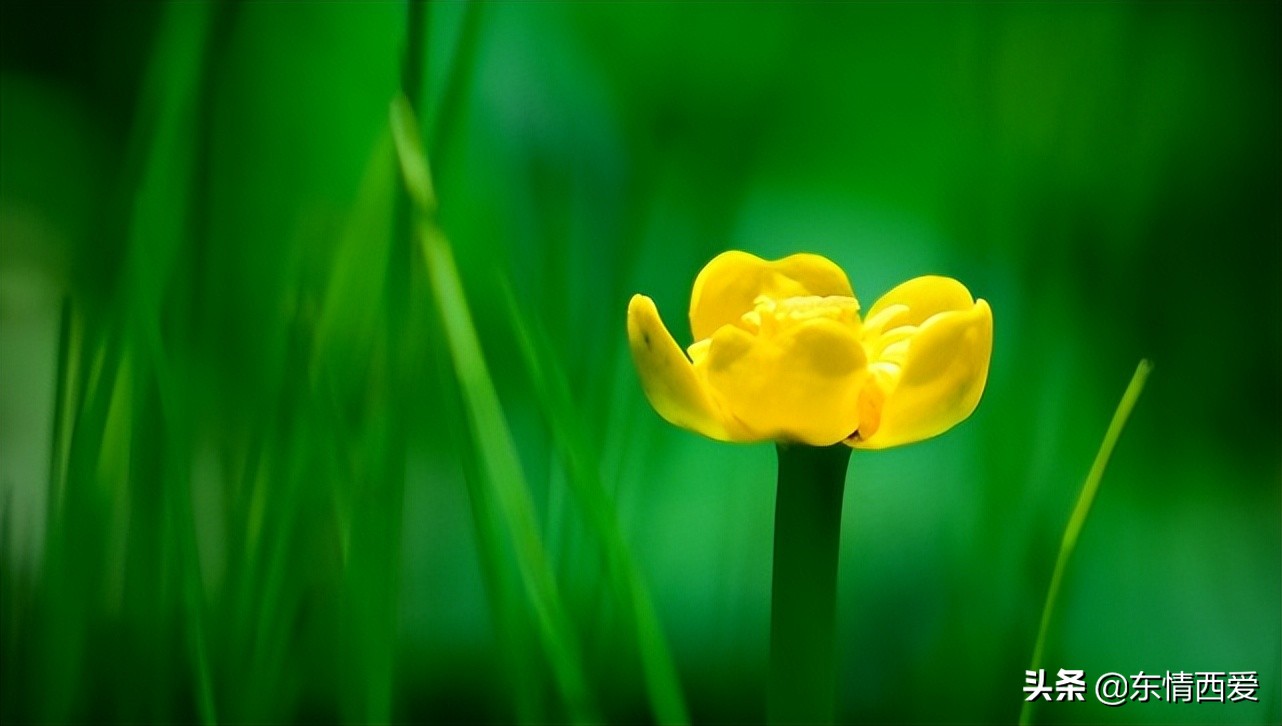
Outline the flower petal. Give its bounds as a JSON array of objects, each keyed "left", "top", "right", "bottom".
[
  {"left": 689, "top": 251, "right": 855, "bottom": 342},
  {"left": 701, "top": 316, "right": 867, "bottom": 446},
  {"left": 627, "top": 294, "right": 749, "bottom": 442},
  {"left": 852, "top": 299, "right": 993, "bottom": 449},
  {"left": 864, "top": 275, "right": 975, "bottom": 333}
]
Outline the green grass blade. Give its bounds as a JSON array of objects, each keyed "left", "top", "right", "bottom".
[
  {"left": 501, "top": 281, "right": 690, "bottom": 724},
  {"left": 431, "top": 330, "right": 547, "bottom": 722},
  {"left": 392, "top": 95, "right": 598, "bottom": 723},
  {"left": 391, "top": 97, "right": 437, "bottom": 217},
  {"left": 1019, "top": 359, "right": 1153, "bottom": 726},
  {"left": 399, "top": 8, "right": 543, "bottom": 716},
  {"left": 419, "top": 222, "right": 596, "bottom": 722},
  {"left": 46, "top": 297, "right": 73, "bottom": 514},
  {"left": 424, "top": 0, "right": 483, "bottom": 165},
  {"left": 312, "top": 131, "right": 404, "bottom": 725},
  {"left": 121, "top": 3, "right": 221, "bottom": 720},
  {"left": 146, "top": 327, "right": 217, "bottom": 726}
]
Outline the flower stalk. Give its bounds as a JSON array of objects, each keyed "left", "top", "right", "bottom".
[{"left": 769, "top": 442, "right": 852, "bottom": 725}]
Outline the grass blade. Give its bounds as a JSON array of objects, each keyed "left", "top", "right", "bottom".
[
  {"left": 501, "top": 281, "right": 690, "bottom": 724},
  {"left": 1019, "top": 359, "right": 1153, "bottom": 726},
  {"left": 392, "top": 95, "right": 598, "bottom": 722}
]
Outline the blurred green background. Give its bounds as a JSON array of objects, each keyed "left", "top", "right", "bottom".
[{"left": 1, "top": 2, "right": 1278, "bottom": 724}]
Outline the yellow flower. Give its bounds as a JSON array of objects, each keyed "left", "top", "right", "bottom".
[{"left": 627, "top": 250, "right": 992, "bottom": 448}]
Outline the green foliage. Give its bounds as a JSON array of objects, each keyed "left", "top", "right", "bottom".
[{"left": 1, "top": 2, "right": 1278, "bottom": 724}]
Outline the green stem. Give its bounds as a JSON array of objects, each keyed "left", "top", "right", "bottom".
[{"left": 769, "top": 442, "right": 852, "bottom": 725}]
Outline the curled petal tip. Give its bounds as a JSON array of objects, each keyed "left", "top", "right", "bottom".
[
  {"left": 627, "top": 294, "right": 748, "bottom": 442},
  {"left": 853, "top": 296, "right": 992, "bottom": 449}
]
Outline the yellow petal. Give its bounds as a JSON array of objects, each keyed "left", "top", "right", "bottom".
[
  {"left": 701, "top": 316, "right": 867, "bottom": 446},
  {"left": 863, "top": 275, "right": 975, "bottom": 333},
  {"left": 688, "top": 251, "right": 855, "bottom": 342},
  {"left": 852, "top": 299, "right": 992, "bottom": 449},
  {"left": 627, "top": 294, "right": 749, "bottom": 442}
]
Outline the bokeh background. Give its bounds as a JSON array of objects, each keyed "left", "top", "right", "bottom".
[{"left": 1, "top": 2, "right": 1279, "bottom": 724}]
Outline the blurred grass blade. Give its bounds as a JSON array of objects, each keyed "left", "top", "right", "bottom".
[
  {"left": 38, "top": 1, "right": 221, "bottom": 721},
  {"left": 1019, "top": 359, "right": 1153, "bottom": 726},
  {"left": 391, "top": 97, "right": 436, "bottom": 217},
  {"left": 415, "top": 199, "right": 598, "bottom": 724},
  {"left": 47, "top": 296, "right": 76, "bottom": 516},
  {"left": 121, "top": 2, "right": 222, "bottom": 721},
  {"left": 425, "top": 0, "right": 483, "bottom": 166},
  {"left": 391, "top": 94, "right": 598, "bottom": 722},
  {"left": 146, "top": 326, "right": 217, "bottom": 726},
  {"left": 430, "top": 328, "right": 546, "bottom": 722},
  {"left": 501, "top": 281, "right": 690, "bottom": 725},
  {"left": 309, "top": 129, "right": 403, "bottom": 724},
  {"left": 310, "top": 131, "right": 397, "bottom": 376},
  {"left": 399, "top": 10, "right": 539, "bottom": 714}
]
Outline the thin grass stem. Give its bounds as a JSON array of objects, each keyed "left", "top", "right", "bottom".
[
  {"left": 47, "top": 297, "right": 73, "bottom": 515},
  {"left": 393, "top": 95, "right": 598, "bottom": 723},
  {"left": 1019, "top": 359, "right": 1153, "bottom": 726},
  {"left": 502, "top": 281, "right": 690, "bottom": 724}
]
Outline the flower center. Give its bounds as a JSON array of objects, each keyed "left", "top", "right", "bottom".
[
  {"left": 849, "top": 303, "right": 934, "bottom": 442},
  {"left": 740, "top": 294, "right": 862, "bottom": 336},
  {"left": 686, "top": 294, "right": 864, "bottom": 366},
  {"left": 682, "top": 293, "right": 869, "bottom": 445}
]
